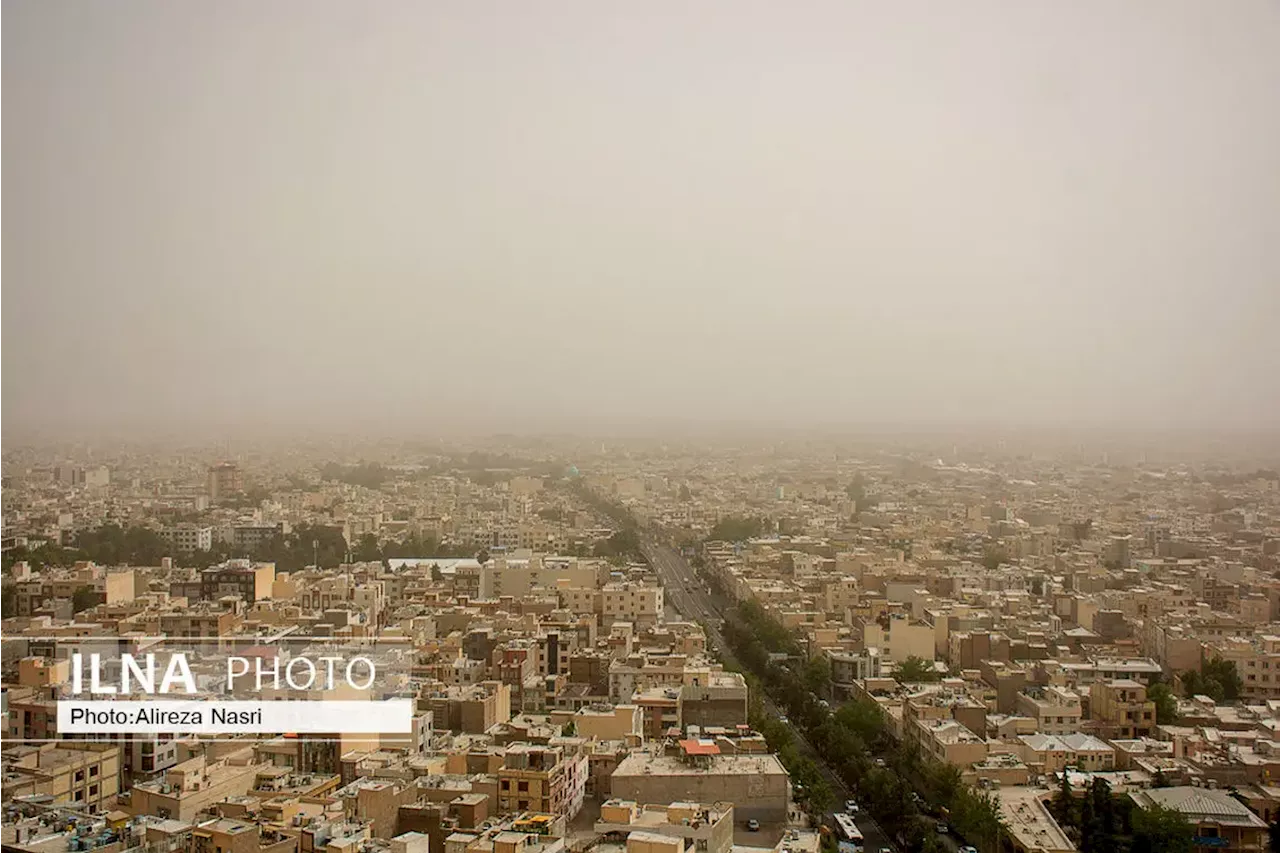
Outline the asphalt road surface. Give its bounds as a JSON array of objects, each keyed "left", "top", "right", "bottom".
[{"left": 638, "top": 533, "right": 899, "bottom": 853}]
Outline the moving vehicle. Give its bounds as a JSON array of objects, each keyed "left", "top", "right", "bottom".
[
  {"left": 746, "top": 820, "right": 760, "bottom": 832},
  {"left": 960, "top": 847, "right": 979, "bottom": 853},
  {"left": 845, "top": 800, "right": 859, "bottom": 814},
  {"left": 834, "top": 814, "right": 863, "bottom": 847},
  {"left": 936, "top": 824, "right": 949, "bottom": 834}
]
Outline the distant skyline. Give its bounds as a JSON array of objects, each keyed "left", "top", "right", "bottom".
[{"left": 4, "top": 1, "right": 1279, "bottom": 438}]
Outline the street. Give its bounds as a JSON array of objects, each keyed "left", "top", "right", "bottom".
[{"left": 639, "top": 534, "right": 899, "bottom": 853}]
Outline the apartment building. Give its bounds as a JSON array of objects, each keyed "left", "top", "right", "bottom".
[
  {"left": 130, "top": 754, "right": 261, "bottom": 821},
  {"left": 161, "top": 524, "right": 214, "bottom": 553},
  {"left": 1015, "top": 686, "right": 1083, "bottom": 736},
  {"left": 208, "top": 463, "right": 244, "bottom": 500},
  {"left": 6, "top": 686, "right": 59, "bottom": 740},
  {"left": 1091, "top": 679, "right": 1156, "bottom": 739},
  {"left": 1018, "top": 733, "right": 1115, "bottom": 774},
  {"left": 915, "top": 719, "right": 988, "bottom": 768},
  {"left": 200, "top": 561, "right": 276, "bottom": 603},
  {"left": 491, "top": 558, "right": 602, "bottom": 597},
  {"left": 600, "top": 584, "right": 664, "bottom": 629},
  {"left": 0, "top": 742, "right": 121, "bottom": 809},
  {"left": 159, "top": 608, "right": 242, "bottom": 640},
  {"left": 220, "top": 522, "right": 290, "bottom": 553},
  {"left": 681, "top": 670, "right": 748, "bottom": 730},
  {"left": 860, "top": 614, "right": 931, "bottom": 660},
  {"left": 610, "top": 751, "right": 789, "bottom": 823},
  {"left": 497, "top": 743, "right": 588, "bottom": 819},
  {"left": 426, "top": 681, "right": 513, "bottom": 734},
  {"left": 595, "top": 800, "right": 735, "bottom": 853}
]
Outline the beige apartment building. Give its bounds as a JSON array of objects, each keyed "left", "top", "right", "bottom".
[
  {"left": 1015, "top": 686, "right": 1083, "bottom": 736},
  {"left": 130, "top": 754, "right": 261, "bottom": 821},
  {"left": 915, "top": 719, "right": 988, "bottom": 768},
  {"left": 610, "top": 751, "right": 789, "bottom": 823},
  {"left": 1, "top": 743, "right": 121, "bottom": 809},
  {"left": 1091, "top": 679, "right": 1156, "bottom": 739},
  {"left": 564, "top": 704, "right": 643, "bottom": 742},
  {"left": 860, "top": 614, "right": 931, "bottom": 660},
  {"left": 558, "top": 584, "right": 665, "bottom": 629},
  {"left": 1018, "top": 733, "right": 1116, "bottom": 774},
  {"left": 426, "top": 681, "right": 513, "bottom": 734},
  {"left": 497, "top": 743, "right": 588, "bottom": 819},
  {"left": 596, "top": 800, "right": 735, "bottom": 853}
]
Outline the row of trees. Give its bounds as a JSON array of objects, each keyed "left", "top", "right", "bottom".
[
  {"left": 319, "top": 461, "right": 392, "bottom": 488},
  {"left": 2, "top": 522, "right": 483, "bottom": 578},
  {"left": 721, "top": 601, "right": 1005, "bottom": 853},
  {"left": 1181, "top": 656, "right": 1242, "bottom": 702},
  {"left": 1049, "top": 776, "right": 1192, "bottom": 853},
  {"left": 719, "top": 601, "right": 1252, "bottom": 853},
  {"left": 566, "top": 481, "right": 639, "bottom": 531},
  {"left": 708, "top": 516, "right": 767, "bottom": 543}
]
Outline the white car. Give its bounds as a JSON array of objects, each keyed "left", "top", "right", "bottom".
[{"left": 845, "top": 801, "right": 859, "bottom": 814}]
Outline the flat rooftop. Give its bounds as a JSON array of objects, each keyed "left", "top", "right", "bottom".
[
  {"left": 612, "top": 753, "right": 786, "bottom": 777},
  {"left": 996, "top": 786, "right": 1074, "bottom": 853}
]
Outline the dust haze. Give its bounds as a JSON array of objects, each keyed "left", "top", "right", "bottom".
[{"left": 4, "top": 1, "right": 1279, "bottom": 440}]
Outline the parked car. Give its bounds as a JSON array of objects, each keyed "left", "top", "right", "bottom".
[
  {"left": 747, "top": 820, "right": 761, "bottom": 832},
  {"left": 845, "top": 800, "right": 859, "bottom": 814},
  {"left": 936, "top": 824, "right": 949, "bottom": 835},
  {"left": 961, "top": 846, "right": 979, "bottom": 853}
]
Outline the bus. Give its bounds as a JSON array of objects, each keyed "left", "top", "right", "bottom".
[{"left": 834, "top": 814, "right": 864, "bottom": 851}]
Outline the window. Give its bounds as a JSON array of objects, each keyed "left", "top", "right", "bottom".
[
  {"left": 501, "top": 781, "right": 510, "bottom": 791},
  {"left": 89, "top": 765, "right": 99, "bottom": 777},
  {"left": 518, "top": 781, "right": 529, "bottom": 792}
]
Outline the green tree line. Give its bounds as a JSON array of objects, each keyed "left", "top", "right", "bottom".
[
  {"left": 721, "top": 601, "right": 1004, "bottom": 853},
  {"left": 1050, "top": 775, "right": 1192, "bottom": 853}
]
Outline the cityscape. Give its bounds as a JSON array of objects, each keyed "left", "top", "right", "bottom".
[
  {"left": 4, "top": 437, "right": 1280, "bottom": 853},
  {"left": 4, "top": 3, "right": 1279, "bottom": 853}
]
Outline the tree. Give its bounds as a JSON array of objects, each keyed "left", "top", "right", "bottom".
[
  {"left": 1, "top": 583, "right": 15, "bottom": 617},
  {"left": 595, "top": 528, "right": 642, "bottom": 561},
  {"left": 1149, "top": 682, "right": 1178, "bottom": 724},
  {"left": 846, "top": 475, "right": 866, "bottom": 503},
  {"left": 1183, "top": 656, "right": 1242, "bottom": 702},
  {"left": 1129, "top": 804, "right": 1192, "bottom": 853},
  {"left": 476, "top": 548, "right": 491, "bottom": 565},
  {"left": 982, "top": 545, "right": 1008, "bottom": 571},
  {"left": 354, "top": 533, "right": 382, "bottom": 563},
  {"left": 894, "top": 656, "right": 939, "bottom": 684},
  {"left": 319, "top": 461, "right": 390, "bottom": 488},
  {"left": 679, "top": 484, "right": 693, "bottom": 502},
  {"left": 1051, "top": 773, "right": 1075, "bottom": 828},
  {"left": 804, "top": 655, "right": 833, "bottom": 697},
  {"left": 709, "top": 516, "right": 765, "bottom": 543},
  {"left": 1084, "top": 778, "right": 1118, "bottom": 853},
  {"left": 1269, "top": 817, "right": 1280, "bottom": 853},
  {"left": 71, "top": 585, "right": 99, "bottom": 614}
]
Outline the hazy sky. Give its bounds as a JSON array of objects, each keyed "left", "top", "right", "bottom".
[{"left": 5, "top": 1, "right": 1279, "bottom": 439}]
